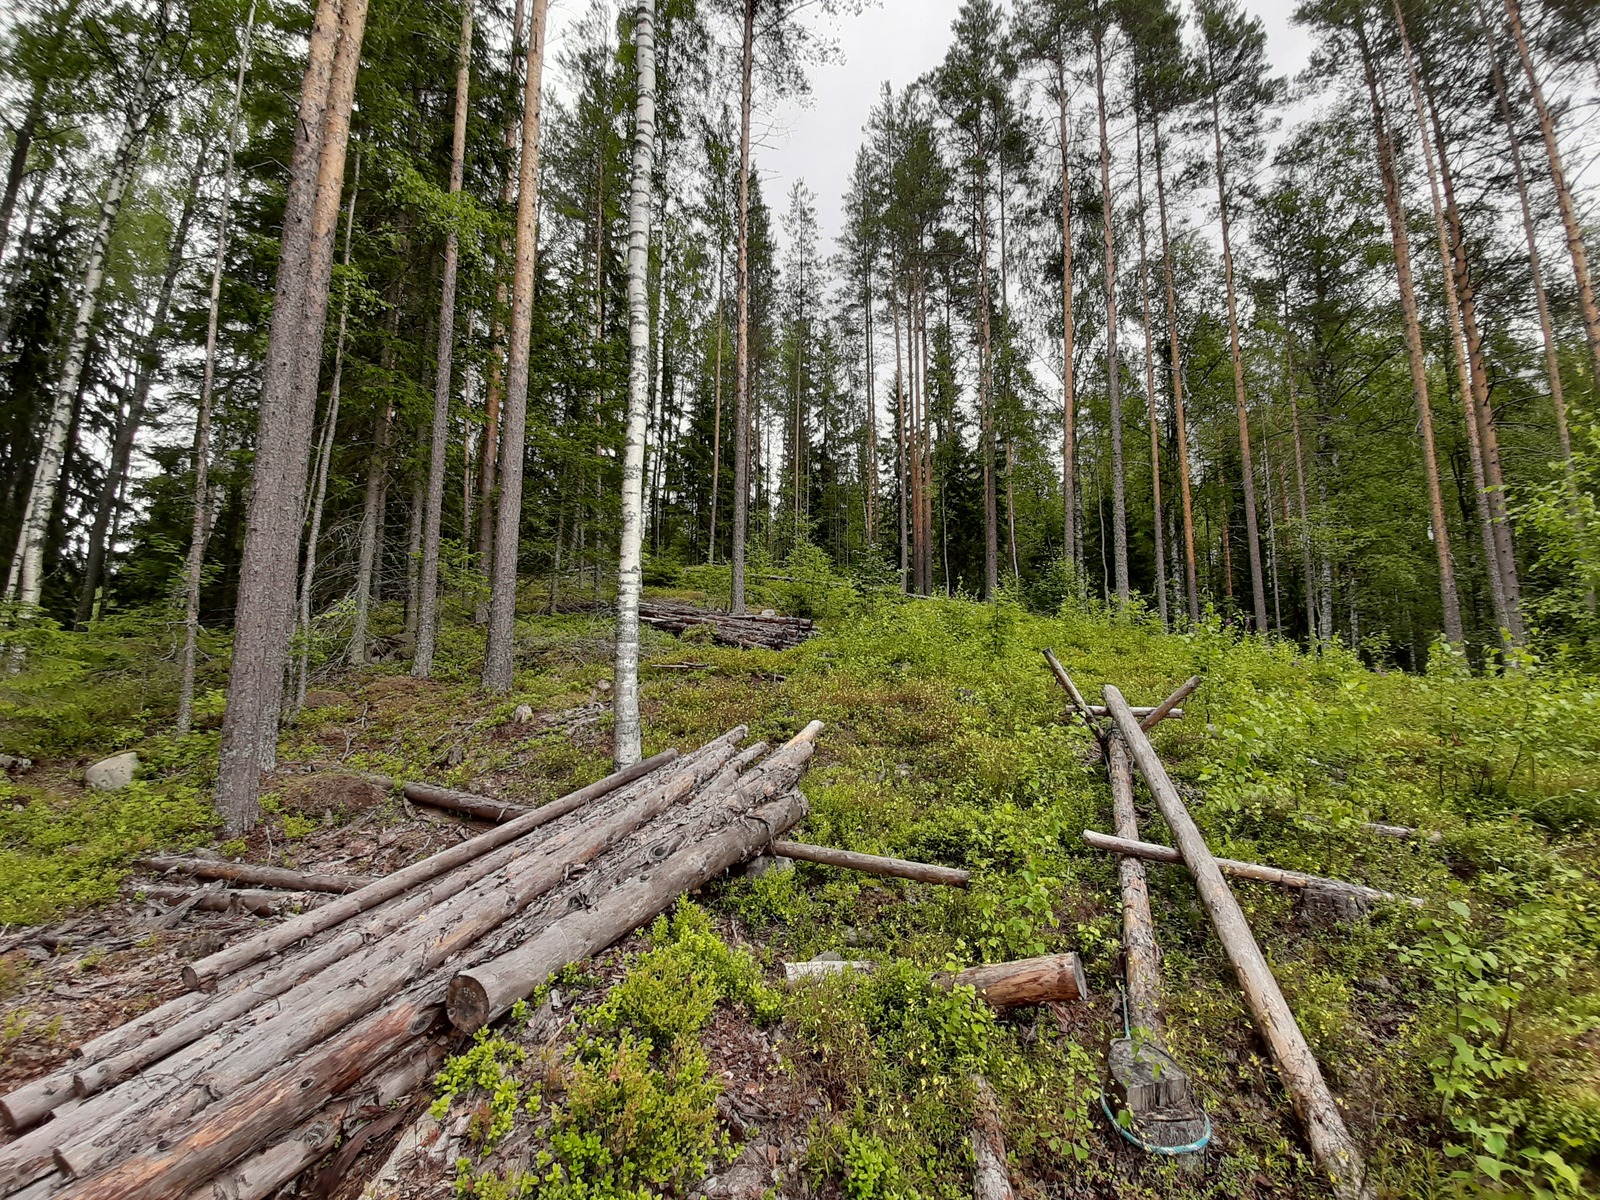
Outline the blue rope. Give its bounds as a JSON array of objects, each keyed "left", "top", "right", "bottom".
[{"left": 1099, "top": 982, "right": 1213, "bottom": 1156}]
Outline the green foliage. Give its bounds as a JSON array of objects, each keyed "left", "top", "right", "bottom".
[{"left": 432, "top": 1029, "right": 532, "bottom": 1150}]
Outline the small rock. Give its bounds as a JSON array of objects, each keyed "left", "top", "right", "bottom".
[
  {"left": 759, "top": 609, "right": 778, "bottom": 618},
  {"left": 813, "top": 950, "right": 843, "bottom": 962},
  {"left": 85, "top": 751, "right": 139, "bottom": 791},
  {"left": 0, "top": 753, "right": 33, "bottom": 772},
  {"left": 512, "top": 704, "right": 535, "bottom": 724},
  {"left": 734, "top": 853, "right": 793, "bottom": 879},
  {"left": 595, "top": 678, "right": 613, "bottom": 694}
]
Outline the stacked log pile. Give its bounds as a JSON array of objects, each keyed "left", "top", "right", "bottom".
[
  {"left": 556, "top": 599, "right": 815, "bottom": 651},
  {"left": 0, "top": 723, "right": 822, "bottom": 1200}
]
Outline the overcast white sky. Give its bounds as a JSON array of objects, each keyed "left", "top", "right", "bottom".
[{"left": 541, "top": 1, "right": 1318, "bottom": 253}]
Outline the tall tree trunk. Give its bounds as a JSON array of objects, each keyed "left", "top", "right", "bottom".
[
  {"left": 349, "top": 303, "right": 397, "bottom": 668},
  {"left": 1205, "top": 59, "right": 1268, "bottom": 635},
  {"left": 413, "top": 0, "right": 474, "bottom": 679},
  {"left": 730, "top": 0, "right": 755, "bottom": 614},
  {"left": 1133, "top": 109, "right": 1167, "bottom": 629},
  {"left": 0, "top": 81, "right": 44, "bottom": 267},
  {"left": 1487, "top": 18, "right": 1587, "bottom": 596},
  {"left": 1094, "top": 30, "right": 1128, "bottom": 610},
  {"left": 893, "top": 278, "right": 908, "bottom": 592},
  {"left": 216, "top": 0, "right": 369, "bottom": 830},
  {"left": 1154, "top": 125, "right": 1198, "bottom": 623},
  {"left": 1391, "top": 0, "right": 1515, "bottom": 647},
  {"left": 1498, "top": 0, "right": 1600, "bottom": 387},
  {"left": 709, "top": 239, "right": 725, "bottom": 561},
  {"left": 482, "top": 0, "right": 550, "bottom": 693},
  {"left": 293, "top": 157, "right": 359, "bottom": 714},
  {"left": 178, "top": 0, "right": 256, "bottom": 734},
  {"left": 613, "top": 0, "right": 656, "bottom": 768},
  {"left": 1056, "top": 52, "right": 1078, "bottom": 576},
  {"left": 978, "top": 167, "right": 998, "bottom": 601},
  {"left": 476, "top": 0, "right": 527, "bottom": 617},
  {"left": 1356, "top": 20, "right": 1464, "bottom": 648},
  {"left": 7, "top": 51, "right": 158, "bottom": 607},
  {"left": 1283, "top": 296, "right": 1318, "bottom": 644},
  {"left": 74, "top": 148, "right": 206, "bottom": 628}
]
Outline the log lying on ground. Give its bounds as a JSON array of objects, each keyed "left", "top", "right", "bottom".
[
  {"left": 5, "top": 728, "right": 824, "bottom": 1200},
  {"left": 138, "top": 886, "right": 328, "bottom": 918},
  {"left": 359, "top": 774, "right": 531, "bottom": 822},
  {"left": 137, "top": 857, "right": 376, "bottom": 895},
  {"left": 1083, "top": 831, "right": 1422, "bottom": 908},
  {"left": 637, "top": 600, "right": 815, "bottom": 651},
  {"left": 1361, "top": 821, "right": 1442, "bottom": 843},
  {"left": 971, "top": 1076, "right": 1014, "bottom": 1200},
  {"left": 1081, "top": 705, "right": 1183, "bottom": 720},
  {"left": 1139, "top": 675, "right": 1202, "bottom": 731},
  {"left": 1042, "top": 649, "right": 1099, "bottom": 730},
  {"left": 780, "top": 953, "right": 1089, "bottom": 1010},
  {"left": 1107, "top": 737, "right": 1163, "bottom": 1039},
  {"left": 1103, "top": 686, "right": 1371, "bottom": 1200},
  {"left": 769, "top": 841, "right": 969, "bottom": 887},
  {"left": 445, "top": 722, "right": 823, "bottom": 1032}
]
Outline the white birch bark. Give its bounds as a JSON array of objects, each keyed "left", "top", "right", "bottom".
[{"left": 613, "top": 0, "right": 656, "bottom": 768}]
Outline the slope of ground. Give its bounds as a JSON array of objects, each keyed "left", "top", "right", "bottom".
[{"left": 1, "top": 584, "right": 1598, "bottom": 1198}]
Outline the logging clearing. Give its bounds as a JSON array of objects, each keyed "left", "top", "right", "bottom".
[{"left": 2, "top": 595, "right": 1599, "bottom": 1199}]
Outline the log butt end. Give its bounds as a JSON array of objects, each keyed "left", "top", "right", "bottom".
[{"left": 445, "top": 973, "right": 491, "bottom": 1034}]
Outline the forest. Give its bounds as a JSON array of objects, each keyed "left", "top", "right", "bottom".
[{"left": 2, "top": 0, "right": 1600, "bottom": 1196}]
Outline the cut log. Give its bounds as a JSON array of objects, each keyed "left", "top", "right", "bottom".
[
  {"left": 1103, "top": 686, "right": 1371, "bottom": 1200},
  {"left": 137, "top": 857, "right": 375, "bottom": 895},
  {"left": 781, "top": 959, "right": 874, "bottom": 982},
  {"left": 185, "top": 748, "right": 682, "bottom": 989},
  {"left": 1082, "top": 830, "right": 1422, "bottom": 908},
  {"left": 1081, "top": 705, "right": 1183, "bottom": 720},
  {"left": 769, "top": 841, "right": 969, "bottom": 887},
  {"left": 971, "top": 1076, "right": 1013, "bottom": 1200},
  {"left": 446, "top": 724, "right": 823, "bottom": 1032},
  {"left": 944, "top": 953, "right": 1088, "bottom": 1008},
  {"left": 1107, "top": 737, "right": 1162, "bottom": 1038},
  {"left": 383, "top": 778, "right": 528, "bottom": 822},
  {"left": 138, "top": 886, "right": 328, "bottom": 918},
  {"left": 1041, "top": 649, "right": 1099, "bottom": 731},
  {"left": 1139, "top": 675, "right": 1201, "bottom": 731}
]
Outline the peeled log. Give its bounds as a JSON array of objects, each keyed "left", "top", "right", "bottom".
[
  {"left": 769, "top": 841, "right": 969, "bottom": 887},
  {"left": 139, "top": 886, "right": 327, "bottom": 917},
  {"left": 447, "top": 749, "right": 818, "bottom": 1035},
  {"left": 1107, "top": 737, "right": 1162, "bottom": 1039},
  {"left": 185, "top": 748, "right": 683, "bottom": 989},
  {"left": 1103, "top": 686, "right": 1370, "bottom": 1200},
  {"left": 971, "top": 1076, "right": 1014, "bottom": 1200},
  {"left": 138, "top": 857, "right": 375, "bottom": 895},
  {"left": 945, "top": 954, "right": 1088, "bottom": 1008},
  {"left": 1139, "top": 675, "right": 1201, "bottom": 731},
  {"left": 1082, "top": 830, "right": 1422, "bottom": 908}
]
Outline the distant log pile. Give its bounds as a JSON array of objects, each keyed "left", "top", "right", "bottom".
[
  {"left": 0, "top": 724, "right": 823, "bottom": 1200},
  {"left": 557, "top": 599, "right": 816, "bottom": 651}
]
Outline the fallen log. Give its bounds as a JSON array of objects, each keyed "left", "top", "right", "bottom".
[
  {"left": 377, "top": 777, "right": 529, "bottom": 822},
  {"left": 1139, "top": 676, "right": 1201, "bottom": 731},
  {"left": 446, "top": 723, "right": 824, "bottom": 1032},
  {"left": 1041, "top": 649, "right": 1099, "bottom": 731},
  {"left": 137, "top": 857, "right": 376, "bottom": 895},
  {"left": 971, "top": 1076, "right": 1013, "bottom": 1200},
  {"left": 1107, "top": 738, "right": 1162, "bottom": 1038},
  {"left": 1361, "top": 821, "right": 1442, "bottom": 843},
  {"left": 1104, "top": 686, "right": 1370, "bottom": 1200},
  {"left": 769, "top": 841, "right": 969, "bottom": 887},
  {"left": 1082, "top": 831, "right": 1422, "bottom": 908},
  {"left": 138, "top": 886, "right": 328, "bottom": 918},
  {"left": 945, "top": 953, "right": 1088, "bottom": 1008},
  {"left": 1080, "top": 704, "right": 1183, "bottom": 720},
  {"left": 185, "top": 748, "right": 680, "bottom": 989}
]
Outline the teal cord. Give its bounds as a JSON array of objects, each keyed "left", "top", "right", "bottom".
[{"left": 1099, "top": 982, "right": 1213, "bottom": 1156}]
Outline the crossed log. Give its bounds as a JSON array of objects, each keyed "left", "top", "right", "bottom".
[{"left": 0, "top": 724, "right": 823, "bottom": 1200}]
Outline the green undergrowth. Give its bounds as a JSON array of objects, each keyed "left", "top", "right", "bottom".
[{"left": 4, "top": 582, "right": 1600, "bottom": 1196}]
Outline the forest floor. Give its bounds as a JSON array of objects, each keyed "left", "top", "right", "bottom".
[{"left": 2, "top": 582, "right": 1599, "bottom": 1199}]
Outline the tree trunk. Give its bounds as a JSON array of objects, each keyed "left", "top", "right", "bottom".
[
  {"left": 730, "top": 0, "right": 755, "bottom": 615},
  {"left": 482, "top": 0, "right": 550, "bottom": 692},
  {"left": 413, "top": 1, "right": 474, "bottom": 679},
  {"left": 0, "top": 79, "right": 44, "bottom": 270},
  {"left": 1094, "top": 31, "right": 1128, "bottom": 609},
  {"left": 214, "top": 0, "right": 368, "bottom": 830},
  {"left": 1133, "top": 110, "right": 1167, "bottom": 629},
  {"left": 1356, "top": 22, "right": 1464, "bottom": 648},
  {"left": 1056, "top": 54, "right": 1077, "bottom": 574},
  {"left": 348, "top": 389, "right": 393, "bottom": 667},
  {"left": 1154, "top": 126, "right": 1199, "bottom": 623},
  {"left": 1499, "top": 0, "right": 1600, "bottom": 387},
  {"left": 893, "top": 279, "right": 908, "bottom": 591},
  {"left": 293, "top": 153, "right": 360, "bottom": 713},
  {"left": 613, "top": 0, "right": 657, "bottom": 768},
  {"left": 7, "top": 52, "right": 157, "bottom": 607},
  {"left": 978, "top": 171, "right": 998, "bottom": 601},
  {"left": 1283, "top": 303, "right": 1319, "bottom": 643},
  {"left": 74, "top": 149, "right": 206, "bottom": 629},
  {"left": 1206, "top": 66, "right": 1268, "bottom": 635}
]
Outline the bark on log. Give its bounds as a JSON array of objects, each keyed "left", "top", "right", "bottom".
[
  {"left": 1041, "top": 649, "right": 1098, "bottom": 730},
  {"left": 139, "top": 886, "right": 328, "bottom": 917},
  {"left": 186, "top": 748, "right": 682, "bottom": 989},
  {"left": 971, "top": 1076, "right": 1014, "bottom": 1200},
  {"left": 1361, "top": 821, "right": 1441, "bottom": 843},
  {"left": 385, "top": 779, "right": 529, "bottom": 822},
  {"left": 1103, "top": 686, "right": 1370, "bottom": 1200},
  {"left": 1139, "top": 675, "right": 1201, "bottom": 731},
  {"left": 1107, "top": 737, "right": 1162, "bottom": 1038},
  {"left": 138, "top": 857, "right": 375, "bottom": 895},
  {"left": 1082, "top": 831, "right": 1422, "bottom": 908},
  {"left": 1081, "top": 705, "right": 1183, "bottom": 720},
  {"left": 51, "top": 744, "right": 744, "bottom": 1182},
  {"left": 446, "top": 724, "right": 822, "bottom": 1032},
  {"left": 769, "top": 841, "right": 969, "bottom": 887},
  {"left": 946, "top": 954, "right": 1088, "bottom": 1008}
]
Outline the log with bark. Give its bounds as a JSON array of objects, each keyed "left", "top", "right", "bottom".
[
  {"left": 555, "top": 598, "right": 816, "bottom": 650},
  {"left": 1103, "top": 686, "right": 1371, "bottom": 1200},
  {"left": 1082, "top": 830, "right": 1421, "bottom": 908},
  {"left": 779, "top": 954, "right": 1088, "bottom": 1011},
  {"left": 0, "top": 727, "right": 825, "bottom": 1200},
  {"left": 769, "top": 841, "right": 970, "bottom": 887},
  {"left": 136, "top": 856, "right": 376, "bottom": 894}
]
